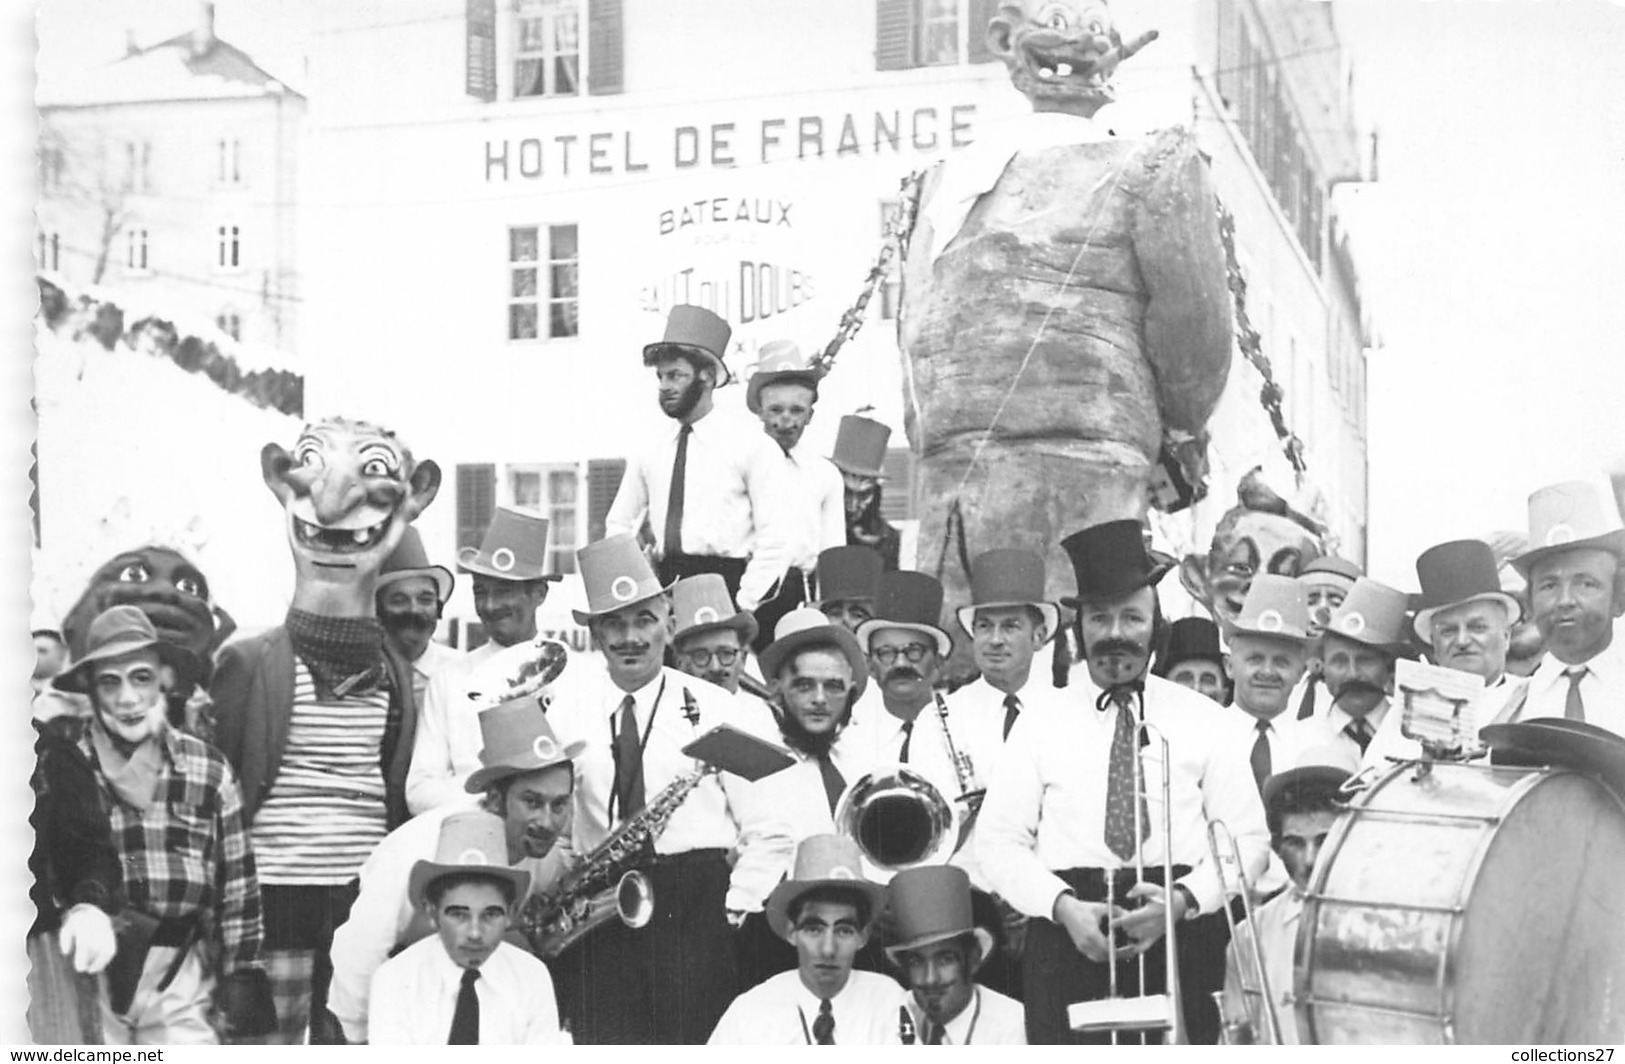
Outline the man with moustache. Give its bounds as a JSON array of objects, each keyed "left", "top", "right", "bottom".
[
  {"left": 1502, "top": 481, "right": 1625, "bottom": 734},
  {"left": 670, "top": 574, "right": 757, "bottom": 697},
  {"left": 1412, "top": 539, "right": 1526, "bottom": 722},
  {"left": 545, "top": 533, "right": 795, "bottom": 1043},
  {"left": 1313, "top": 578, "right": 1419, "bottom": 769},
  {"left": 977, "top": 520, "right": 1270, "bottom": 1044},
  {"left": 407, "top": 507, "right": 563, "bottom": 813},
  {"left": 1289, "top": 555, "right": 1361, "bottom": 721},
  {"left": 813, "top": 545, "right": 885, "bottom": 635},
  {"left": 607, "top": 305, "right": 794, "bottom": 617},
  {"left": 375, "top": 528, "right": 462, "bottom": 714}
]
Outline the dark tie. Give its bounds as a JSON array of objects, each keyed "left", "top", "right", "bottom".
[
  {"left": 1103, "top": 692, "right": 1148, "bottom": 861},
  {"left": 1002, "top": 693, "right": 1022, "bottom": 741},
  {"left": 1344, "top": 715, "right": 1375, "bottom": 755},
  {"left": 924, "top": 1019, "right": 945, "bottom": 1045},
  {"left": 663, "top": 423, "right": 692, "bottom": 557},
  {"left": 1250, "top": 719, "right": 1272, "bottom": 796},
  {"left": 1565, "top": 666, "right": 1588, "bottom": 722},
  {"left": 899, "top": 719, "right": 914, "bottom": 763},
  {"left": 447, "top": 967, "right": 480, "bottom": 1044},
  {"left": 1296, "top": 677, "right": 1318, "bottom": 720},
  {"left": 812, "top": 998, "right": 835, "bottom": 1044},
  {"left": 815, "top": 752, "right": 846, "bottom": 815},
  {"left": 613, "top": 694, "right": 645, "bottom": 817}
]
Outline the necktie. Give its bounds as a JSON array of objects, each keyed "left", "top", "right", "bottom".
[
  {"left": 1002, "top": 693, "right": 1022, "bottom": 741},
  {"left": 812, "top": 998, "right": 835, "bottom": 1044},
  {"left": 447, "top": 967, "right": 480, "bottom": 1045},
  {"left": 1103, "top": 692, "right": 1148, "bottom": 861},
  {"left": 1296, "top": 677, "right": 1318, "bottom": 721},
  {"left": 613, "top": 695, "right": 645, "bottom": 817},
  {"left": 899, "top": 719, "right": 914, "bottom": 763},
  {"left": 1564, "top": 666, "right": 1588, "bottom": 722},
  {"left": 1250, "top": 719, "right": 1272, "bottom": 795},
  {"left": 924, "top": 1019, "right": 945, "bottom": 1045},
  {"left": 1343, "top": 715, "right": 1374, "bottom": 755},
  {"left": 663, "top": 423, "right": 692, "bottom": 557},
  {"left": 815, "top": 751, "right": 846, "bottom": 815}
]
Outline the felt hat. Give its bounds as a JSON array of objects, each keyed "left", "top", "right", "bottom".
[
  {"left": 955, "top": 549, "right": 1060, "bottom": 644},
  {"left": 571, "top": 533, "right": 674, "bottom": 624},
  {"left": 1157, "top": 616, "right": 1224, "bottom": 677},
  {"left": 1059, "top": 519, "right": 1175, "bottom": 607},
  {"left": 757, "top": 608, "right": 869, "bottom": 701},
  {"left": 1228, "top": 574, "right": 1313, "bottom": 643},
  {"left": 377, "top": 525, "right": 454, "bottom": 603},
  {"left": 1298, "top": 555, "right": 1361, "bottom": 592},
  {"left": 458, "top": 506, "right": 560, "bottom": 583},
  {"left": 643, "top": 304, "right": 733, "bottom": 385},
  {"left": 407, "top": 810, "right": 531, "bottom": 911},
  {"left": 1261, "top": 743, "right": 1358, "bottom": 827},
  {"left": 854, "top": 571, "right": 953, "bottom": 658},
  {"left": 54, "top": 604, "right": 203, "bottom": 694},
  {"left": 764, "top": 834, "right": 889, "bottom": 943},
  {"left": 1323, "top": 577, "right": 1410, "bottom": 653},
  {"left": 1512, "top": 480, "right": 1625, "bottom": 577},
  {"left": 813, "top": 545, "right": 884, "bottom": 607},
  {"left": 883, "top": 866, "right": 994, "bottom": 968},
  {"left": 745, "top": 339, "right": 825, "bottom": 414},
  {"left": 465, "top": 696, "right": 586, "bottom": 793},
  {"left": 670, "top": 573, "right": 758, "bottom": 647},
  {"left": 1412, "top": 539, "right": 1524, "bottom": 643},
  {"left": 829, "top": 415, "right": 890, "bottom": 479}
]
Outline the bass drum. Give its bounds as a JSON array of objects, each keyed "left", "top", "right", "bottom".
[{"left": 1297, "top": 761, "right": 1625, "bottom": 1044}]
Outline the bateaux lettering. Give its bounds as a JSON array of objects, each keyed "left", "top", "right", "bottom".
[{"left": 658, "top": 198, "right": 792, "bottom": 235}]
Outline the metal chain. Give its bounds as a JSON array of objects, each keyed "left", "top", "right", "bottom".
[{"left": 811, "top": 170, "right": 925, "bottom": 375}]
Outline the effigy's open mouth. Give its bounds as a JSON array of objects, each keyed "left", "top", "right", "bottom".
[
  {"left": 293, "top": 514, "right": 391, "bottom": 553},
  {"left": 1021, "top": 38, "right": 1110, "bottom": 91}
]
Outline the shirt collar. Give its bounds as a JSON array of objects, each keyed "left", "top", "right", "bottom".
[
  {"left": 1532, "top": 635, "right": 1619, "bottom": 693},
  {"left": 426, "top": 939, "right": 484, "bottom": 993},
  {"left": 606, "top": 668, "right": 668, "bottom": 717},
  {"left": 1326, "top": 696, "right": 1390, "bottom": 732},
  {"left": 911, "top": 987, "right": 981, "bottom": 1044}
]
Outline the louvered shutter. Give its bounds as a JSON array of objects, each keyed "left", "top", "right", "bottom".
[
  {"left": 880, "top": 447, "right": 915, "bottom": 521},
  {"left": 587, "top": 0, "right": 624, "bottom": 96},
  {"left": 586, "top": 458, "right": 626, "bottom": 542},
  {"left": 967, "top": 0, "right": 999, "bottom": 64},
  {"left": 465, "top": 0, "right": 497, "bottom": 101},
  {"left": 456, "top": 463, "right": 496, "bottom": 549},
  {"left": 875, "top": 0, "right": 915, "bottom": 71}
]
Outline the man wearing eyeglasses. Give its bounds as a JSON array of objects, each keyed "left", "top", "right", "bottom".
[{"left": 670, "top": 575, "right": 756, "bottom": 697}]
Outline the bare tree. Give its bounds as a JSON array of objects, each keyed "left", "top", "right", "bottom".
[{"left": 37, "top": 117, "right": 136, "bottom": 284}]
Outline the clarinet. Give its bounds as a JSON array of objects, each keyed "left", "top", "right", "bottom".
[
  {"left": 899, "top": 1005, "right": 916, "bottom": 1044},
  {"left": 933, "top": 692, "right": 982, "bottom": 799}
]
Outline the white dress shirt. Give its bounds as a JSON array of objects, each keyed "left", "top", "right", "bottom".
[
  {"left": 1219, "top": 706, "right": 1320, "bottom": 897},
  {"left": 406, "top": 640, "right": 465, "bottom": 722},
  {"left": 843, "top": 689, "right": 960, "bottom": 794},
  {"left": 977, "top": 673, "right": 1271, "bottom": 920},
  {"left": 546, "top": 665, "right": 795, "bottom": 913},
  {"left": 904, "top": 985, "right": 1027, "bottom": 1045},
  {"left": 605, "top": 409, "right": 795, "bottom": 610},
  {"left": 708, "top": 969, "right": 908, "bottom": 1045},
  {"left": 367, "top": 936, "right": 563, "bottom": 1045},
  {"left": 328, "top": 803, "right": 570, "bottom": 1044},
  {"left": 1220, "top": 887, "right": 1302, "bottom": 1045},
  {"left": 1513, "top": 636, "right": 1625, "bottom": 736},
  {"left": 1314, "top": 697, "right": 1404, "bottom": 772},
  {"left": 733, "top": 725, "right": 876, "bottom": 856},
  {"left": 405, "top": 640, "right": 501, "bottom": 815},
  {"left": 781, "top": 441, "right": 847, "bottom": 574}
]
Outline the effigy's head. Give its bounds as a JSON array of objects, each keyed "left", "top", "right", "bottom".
[
  {"left": 1181, "top": 474, "right": 1325, "bottom": 625},
  {"left": 261, "top": 417, "right": 441, "bottom": 584},
  {"left": 61, "top": 546, "right": 231, "bottom": 688},
  {"left": 986, "top": 0, "right": 1157, "bottom": 117}
]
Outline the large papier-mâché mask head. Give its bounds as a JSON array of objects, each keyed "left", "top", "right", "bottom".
[
  {"left": 1181, "top": 476, "right": 1324, "bottom": 625},
  {"left": 262, "top": 418, "right": 441, "bottom": 582},
  {"left": 986, "top": 0, "right": 1157, "bottom": 117},
  {"left": 62, "top": 546, "right": 232, "bottom": 687}
]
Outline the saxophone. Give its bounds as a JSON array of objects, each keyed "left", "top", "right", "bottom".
[
  {"left": 520, "top": 763, "right": 719, "bottom": 959},
  {"left": 934, "top": 692, "right": 985, "bottom": 852}
]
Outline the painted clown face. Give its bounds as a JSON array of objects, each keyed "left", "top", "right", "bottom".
[
  {"left": 986, "top": 0, "right": 1154, "bottom": 117},
  {"left": 62, "top": 547, "right": 230, "bottom": 687},
  {"left": 1182, "top": 509, "right": 1323, "bottom": 625}
]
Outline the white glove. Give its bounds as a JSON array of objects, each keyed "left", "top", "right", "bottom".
[{"left": 58, "top": 904, "right": 117, "bottom": 975}]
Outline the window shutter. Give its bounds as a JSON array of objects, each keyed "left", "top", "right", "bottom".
[
  {"left": 875, "top": 0, "right": 915, "bottom": 71},
  {"left": 880, "top": 447, "right": 915, "bottom": 521},
  {"left": 586, "top": 458, "right": 626, "bottom": 542},
  {"left": 456, "top": 463, "right": 496, "bottom": 549},
  {"left": 465, "top": 0, "right": 497, "bottom": 101},
  {"left": 967, "top": 0, "right": 999, "bottom": 64},
  {"left": 587, "top": 0, "right": 624, "bottom": 96}
]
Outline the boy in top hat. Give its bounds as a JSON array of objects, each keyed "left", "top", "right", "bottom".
[
  {"left": 375, "top": 526, "right": 463, "bottom": 713},
  {"left": 813, "top": 544, "right": 885, "bottom": 634},
  {"left": 977, "top": 519, "right": 1270, "bottom": 1044},
  {"left": 1413, "top": 539, "right": 1526, "bottom": 721},
  {"left": 1290, "top": 555, "right": 1362, "bottom": 720},
  {"left": 62, "top": 606, "right": 273, "bottom": 1044},
  {"left": 407, "top": 506, "right": 562, "bottom": 814},
  {"left": 366, "top": 811, "right": 562, "bottom": 1045},
  {"left": 607, "top": 304, "right": 795, "bottom": 617},
  {"left": 1503, "top": 481, "right": 1625, "bottom": 734},
  {"left": 329, "top": 699, "right": 581, "bottom": 1044},
  {"left": 832, "top": 414, "right": 902, "bottom": 572},
  {"left": 709, "top": 835, "right": 903, "bottom": 1044},
  {"left": 1312, "top": 577, "right": 1420, "bottom": 769},
  {"left": 888, "top": 865, "right": 1026, "bottom": 1045},
  {"left": 670, "top": 573, "right": 759, "bottom": 698},
  {"left": 544, "top": 533, "right": 796, "bottom": 1043},
  {"left": 1156, "top": 616, "right": 1229, "bottom": 704}
]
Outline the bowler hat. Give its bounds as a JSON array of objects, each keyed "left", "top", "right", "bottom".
[
  {"left": 745, "top": 339, "right": 825, "bottom": 415},
  {"left": 1323, "top": 577, "right": 1410, "bottom": 653},
  {"left": 1298, "top": 555, "right": 1361, "bottom": 591},
  {"left": 1059, "top": 519, "right": 1175, "bottom": 607},
  {"left": 829, "top": 415, "right": 890, "bottom": 479},
  {"left": 458, "top": 507, "right": 560, "bottom": 583},
  {"left": 1412, "top": 539, "right": 1524, "bottom": 643},
  {"left": 854, "top": 571, "right": 953, "bottom": 658},
  {"left": 643, "top": 305, "right": 733, "bottom": 385},
  {"left": 883, "top": 866, "right": 994, "bottom": 968},
  {"left": 955, "top": 549, "right": 1060, "bottom": 645},
  {"left": 764, "top": 834, "right": 889, "bottom": 943},
  {"left": 378, "top": 526, "right": 454, "bottom": 603},
  {"left": 408, "top": 810, "right": 531, "bottom": 911},
  {"left": 55, "top": 604, "right": 203, "bottom": 694},
  {"left": 571, "top": 533, "right": 675, "bottom": 624},
  {"left": 1512, "top": 480, "right": 1625, "bottom": 577},
  {"left": 757, "top": 608, "right": 869, "bottom": 702},
  {"left": 464, "top": 697, "right": 586, "bottom": 794},
  {"left": 1228, "top": 574, "right": 1313, "bottom": 643},
  {"left": 1157, "top": 616, "right": 1224, "bottom": 677},
  {"left": 813, "top": 545, "right": 883, "bottom": 607},
  {"left": 670, "top": 573, "right": 758, "bottom": 646}
]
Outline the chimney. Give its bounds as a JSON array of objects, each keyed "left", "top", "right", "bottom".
[
  {"left": 191, "top": 1, "right": 216, "bottom": 57},
  {"left": 125, "top": 29, "right": 140, "bottom": 56}
]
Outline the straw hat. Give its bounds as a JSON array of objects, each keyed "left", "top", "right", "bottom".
[
  {"left": 407, "top": 810, "right": 531, "bottom": 910},
  {"left": 764, "top": 835, "right": 889, "bottom": 943}
]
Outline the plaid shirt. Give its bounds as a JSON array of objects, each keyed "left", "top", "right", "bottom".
[{"left": 80, "top": 723, "right": 264, "bottom": 975}]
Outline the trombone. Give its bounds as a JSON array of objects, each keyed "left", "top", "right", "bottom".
[{"left": 1205, "top": 818, "right": 1284, "bottom": 1045}]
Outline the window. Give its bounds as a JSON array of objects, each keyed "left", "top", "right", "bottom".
[
  {"left": 508, "top": 464, "right": 581, "bottom": 575},
  {"left": 38, "top": 144, "right": 65, "bottom": 194},
  {"left": 216, "top": 225, "right": 240, "bottom": 270},
  {"left": 507, "top": 224, "right": 579, "bottom": 341},
  {"left": 216, "top": 311, "right": 242, "bottom": 340},
  {"left": 875, "top": 0, "right": 997, "bottom": 71},
  {"left": 122, "top": 141, "right": 152, "bottom": 193},
  {"left": 468, "top": 0, "right": 622, "bottom": 100},
  {"left": 514, "top": 0, "right": 581, "bottom": 98},
  {"left": 217, "top": 138, "right": 241, "bottom": 184},
  {"left": 36, "top": 231, "right": 59, "bottom": 271},
  {"left": 126, "top": 228, "right": 149, "bottom": 273},
  {"left": 456, "top": 463, "right": 497, "bottom": 550}
]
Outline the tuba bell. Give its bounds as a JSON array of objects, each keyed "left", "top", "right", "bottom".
[{"left": 833, "top": 764, "right": 958, "bottom": 882}]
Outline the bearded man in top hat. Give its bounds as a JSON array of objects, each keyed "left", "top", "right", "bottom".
[
  {"left": 977, "top": 519, "right": 1270, "bottom": 1044},
  {"left": 1413, "top": 539, "right": 1526, "bottom": 723},
  {"left": 1156, "top": 616, "right": 1228, "bottom": 704},
  {"left": 832, "top": 414, "right": 901, "bottom": 572},
  {"left": 813, "top": 544, "right": 885, "bottom": 634},
  {"left": 375, "top": 527, "right": 463, "bottom": 714},
  {"left": 407, "top": 506, "right": 563, "bottom": 814},
  {"left": 1502, "top": 481, "right": 1625, "bottom": 734},
  {"left": 544, "top": 532, "right": 795, "bottom": 1043},
  {"left": 1312, "top": 577, "right": 1420, "bottom": 769},
  {"left": 607, "top": 304, "right": 795, "bottom": 618},
  {"left": 1289, "top": 555, "right": 1362, "bottom": 721},
  {"left": 670, "top": 573, "right": 758, "bottom": 698}
]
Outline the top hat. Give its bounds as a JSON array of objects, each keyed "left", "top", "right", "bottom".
[
  {"left": 883, "top": 866, "right": 995, "bottom": 968},
  {"left": 1261, "top": 743, "right": 1358, "bottom": 826},
  {"left": 407, "top": 810, "right": 531, "bottom": 911},
  {"left": 757, "top": 608, "right": 869, "bottom": 702},
  {"left": 829, "top": 415, "right": 891, "bottom": 479},
  {"left": 764, "top": 834, "right": 889, "bottom": 943},
  {"left": 458, "top": 507, "right": 560, "bottom": 584},
  {"left": 1323, "top": 577, "right": 1410, "bottom": 653},
  {"left": 1512, "top": 480, "right": 1625, "bottom": 577},
  {"left": 1059, "top": 519, "right": 1175, "bottom": 607},
  {"left": 1412, "top": 539, "right": 1524, "bottom": 643},
  {"left": 854, "top": 571, "right": 953, "bottom": 658},
  {"left": 55, "top": 604, "right": 203, "bottom": 694},
  {"left": 1228, "top": 574, "right": 1313, "bottom": 643},
  {"left": 813, "top": 545, "right": 884, "bottom": 607},
  {"left": 377, "top": 526, "right": 454, "bottom": 603},
  {"left": 464, "top": 697, "right": 586, "bottom": 794},
  {"left": 745, "top": 340, "right": 826, "bottom": 415},
  {"left": 955, "top": 549, "right": 1060, "bottom": 645},
  {"left": 1298, "top": 555, "right": 1361, "bottom": 591},
  {"left": 1157, "top": 616, "right": 1225, "bottom": 676},
  {"left": 670, "top": 573, "right": 759, "bottom": 647},
  {"left": 643, "top": 305, "right": 733, "bottom": 386},
  {"left": 571, "top": 533, "right": 675, "bottom": 624}
]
